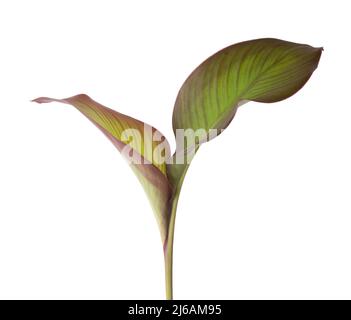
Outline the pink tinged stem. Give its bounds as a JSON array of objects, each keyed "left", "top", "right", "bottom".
[{"left": 164, "top": 190, "right": 180, "bottom": 300}]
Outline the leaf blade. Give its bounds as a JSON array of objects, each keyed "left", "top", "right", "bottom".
[
  {"left": 172, "top": 38, "right": 322, "bottom": 139},
  {"left": 33, "top": 94, "right": 172, "bottom": 243}
]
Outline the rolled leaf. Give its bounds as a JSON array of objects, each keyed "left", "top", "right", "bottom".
[{"left": 33, "top": 94, "right": 172, "bottom": 243}]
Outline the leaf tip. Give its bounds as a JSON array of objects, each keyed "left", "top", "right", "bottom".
[
  {"left": 315, "top": 46, "right": 324, "bottom": 55},
  {"left": 31, "top": 97, "right": 48, "bottom": 104},
  {"left": 32, "top": 94, "right": 92, "bottom": 105},
  {"left": 312, "top": 46, "right": 323, "bottom": 68}
]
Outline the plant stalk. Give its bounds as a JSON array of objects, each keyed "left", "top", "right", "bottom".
[
  {"left": 164, "top": 192, "right": 180, "bottom": 300},
  {"left": 164, "top": 239, "right": 173, "bottom": 300}
]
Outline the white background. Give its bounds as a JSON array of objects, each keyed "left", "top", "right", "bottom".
[{"left": 0, "top": 0, "right": 350, "bottom": 299}]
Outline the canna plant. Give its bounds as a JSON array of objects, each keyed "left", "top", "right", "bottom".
[{"left": 33, "top": 38, "right": 322, "bottom": 299}]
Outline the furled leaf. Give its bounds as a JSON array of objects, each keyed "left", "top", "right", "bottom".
[
  {"left": 33, "top": 94, "right": 172, "bottom": 243},
  {"left": 170, "top": 38, "right": 322, "bottom": 184}
]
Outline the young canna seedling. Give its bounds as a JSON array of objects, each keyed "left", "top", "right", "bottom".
[{"left": 33, "top": 38, "right": 322, "bottom": 299}]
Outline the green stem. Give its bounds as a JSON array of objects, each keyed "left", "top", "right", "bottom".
[
  {"left": 164, "top": 192, "right": 180, "bottom": 300},
  {"left": 164, "top": 160, "right": 191, "bottom": 300}
]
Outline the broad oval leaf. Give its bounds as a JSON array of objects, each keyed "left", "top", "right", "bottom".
[
  {"left": 172, "top": 38, "right": 322, "bottom": 144},
  {"left": 33, "top": 94, "right": 172, "bottom": 243}
]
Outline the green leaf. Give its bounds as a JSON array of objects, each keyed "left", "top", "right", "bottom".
[
  {"left": 172, "top": 38, "right": 322, "bottom": 148},
  {"left": 170, "top": 38, "right": 322, "bottom": 185},
  {"left": 33, "top": 94, "right": 172, "bottom": 243}
]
